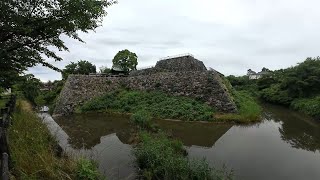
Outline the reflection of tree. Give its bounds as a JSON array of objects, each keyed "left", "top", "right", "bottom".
[{"left": 264, "top": 103, "right": 320, "bottom": 152}]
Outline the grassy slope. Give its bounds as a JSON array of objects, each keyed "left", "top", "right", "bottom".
[
  {"left": 216, "top": 77, "right": 262, "bottom": 123},
  {"left": 9, "top": 100, "right": 77, "bottom": 179},
  {"left": 79, "top": 88, "right": 262, "bottom": 123},
  {"left": 215, "top": 90, "right": 262, "bottom": 123},
  {"left": 9, "top": 100, "right": 100, "bottom": 179},
  {"left": 79, "top": 90, "right": 216, "bottom": 121}
]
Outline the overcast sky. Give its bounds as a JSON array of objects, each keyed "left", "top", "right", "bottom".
[{"left": 29, "top": 0, "right": 320, "bottom": 82}]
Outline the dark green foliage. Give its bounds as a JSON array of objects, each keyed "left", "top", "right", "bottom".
[
  {"left": 80, "top": 90, "right": 215, "bottom": 121},
  {"left": 291, "top": 96, "right": 320, "bottom": 118},
  {"left": 260, "top": 84, "right": 293, "bottom": 105},
  {"left": 15, "top": 74, "right": 41, "bottom": 104},
  {"left": 131, "top": 110, "right": 152, "bottom": 129},
  {"left": 134, "top": 132, "right": 232, "bottom": 180},
  {"left": 62, "top": 60, "right": 96, "bottom": 79},
  {"left": 229, "top": 57, "right": 320, "bottom": 119},
  {"left": 0, "top": 0, "right": 115, "bottom": 86},
  {"left": 226, "top": 75, "right": 258, "bottom": 96},
  {"left": 112, "top": 49, "right": 138, "bottom": 72},
  {"left": 260, "top": 57, "right": 320, "bottom": 103}
]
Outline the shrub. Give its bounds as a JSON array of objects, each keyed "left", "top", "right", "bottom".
[
  {"left": 134, "top": 132, "right": 232, "bottom": 180},
  {"left": 131, "top": 110, "right": 152, "bottom": 129},
  {"left": 291, "top": 96, "right": 320, "bottom": 118}
]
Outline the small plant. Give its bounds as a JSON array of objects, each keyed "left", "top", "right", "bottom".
[
  {"left": 76, "top": 158, "right": 101, "bottom": 180},
  {"left": 131, "top": 110, "right": 152, "bottom": 129}
]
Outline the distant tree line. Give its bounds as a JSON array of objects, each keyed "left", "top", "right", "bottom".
[{"left": 227, "top": 57, "right": 320, "bottom": 119}]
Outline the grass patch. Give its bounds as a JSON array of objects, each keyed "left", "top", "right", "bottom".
[
  {"left": 291, "top": 96, "right": 320, "bottom": 119},
  {"left": 76, "top": 158, "right": 101, "bottom": 180},
  {"left": 79, "top": 90, "right": 216, "bottom": 121},
  {"left": 134, "top": 132, "right": 233, "bottom": 180},
  {"left": 9, "top": 100, "right": 102, "bottom": 179},
  {"left": 216, "top": 90, "right": 262, "bottom": 123}
]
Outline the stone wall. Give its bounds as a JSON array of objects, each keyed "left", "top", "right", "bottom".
[
  {"left": 53, "top": 71, "right": 237, "bottom": 115},
  {"left": 130, "top": 55, "right": 207, "bottom": 76},
  {"left": 155, "top": 56, "right": 207, "bottom": 72}
]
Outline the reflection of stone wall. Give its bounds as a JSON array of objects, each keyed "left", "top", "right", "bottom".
[{"left": 54, "top": 71, "right": 237, "bottom": 115}]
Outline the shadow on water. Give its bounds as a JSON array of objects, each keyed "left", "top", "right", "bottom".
[{"left": 44, "top": 104, "right": 320, "bottom": 180}]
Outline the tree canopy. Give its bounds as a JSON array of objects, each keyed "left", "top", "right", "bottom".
[
  {"left": 112, "top": 49, "right": 138, "bottom": 72},
  {"left": 0, "top": 0, "right": 115, "bottom": 87},
  {"left": 62, "top": 60, "right": 96, "bottom": 79}
]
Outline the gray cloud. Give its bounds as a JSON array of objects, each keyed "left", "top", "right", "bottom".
[{"left": 28, "top": 0, "right": 320, "bottom": 81}]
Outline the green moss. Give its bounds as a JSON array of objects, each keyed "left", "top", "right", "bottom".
[{"left": 79, "top": 90, "right": 216, "bottom": 121}]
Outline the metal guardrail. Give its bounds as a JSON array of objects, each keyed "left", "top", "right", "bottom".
[
  {"left": 136, "top": 66, "right": 154, "bottom": 70},
  {"left": 159, "top": 53, "right": 194, "bottom": 61},
  {"left": 0, "top": 94, "right": 16, "bottom": 180}
]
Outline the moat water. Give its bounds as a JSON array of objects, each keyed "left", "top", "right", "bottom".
[{"left": 41, "top": 103, "right": 320, "bottom": 180}]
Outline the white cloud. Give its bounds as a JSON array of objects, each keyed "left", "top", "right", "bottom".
[{"left": 28, "top": 0, "right": 320, "bottom": 81}]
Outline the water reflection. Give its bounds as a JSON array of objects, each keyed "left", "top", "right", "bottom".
[
  {"left": 52, "top": 113, "right": 136, "bottom": 179},
  {"left": 155, "top": 120, "right": 232, "bottom": 147},
  {"left": 46, "top": 104, "right": 320, "bottom": 180},
  {"left": 54, "top": 113, "right": 134, "bottom": 149},
  {"left": 263, "top": 103, "right": 320, "bottom": 152}
]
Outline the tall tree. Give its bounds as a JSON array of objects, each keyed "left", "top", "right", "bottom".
[
  {"left": 0, "top": 0, "right": 115, "bottom": 86},
  {"left": 112, "top": 49, "right": 138, "bottom": 72},
  {"left": 62, "top": 60, "right": 96, "bottom": 79}
]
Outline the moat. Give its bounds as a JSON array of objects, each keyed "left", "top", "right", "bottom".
[{"left": 42, "top": 104, "right": 320, "bottom": 180}]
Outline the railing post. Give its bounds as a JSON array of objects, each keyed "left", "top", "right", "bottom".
[{"left": 1, "top": 153, "right": 9, "bottom": 180}]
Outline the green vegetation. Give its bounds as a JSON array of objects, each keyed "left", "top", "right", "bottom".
[
  {"left": 76, "top": 158, "right": 101, "bottom": 180},
  {"left": 113, "top": 49, "right": 138, "bottom": 72},
  {"left": 216, "top": 90, "right": 262, "bottom": 123},
  {"left": 9, "top": 100, "right": 75, "bottom": 179},
  {"left": 228, "top": 57, "right": 320, "bottom": 119},
  {"left": 0, "top": 0, "right": 115, "bottom": 87},
  {"left": 9, "top": 100, "right": 101, "bottom": 179},
  {"left": 291, "top": 96, "right": 320, "bottom": 118},
  {"left": 134, "top": 132, "right": 233, "bottom": 180},
  {"left": 0, "top": 95, "right": 10, "bottom": 108},
  {"left": 131, "top": 110, "right": 153, "bottom": 130},
  {"left": 79, "top": 90, "right": 216, "bottom": 121},
  {"left": 62, "top": 60, "right": 97, "bottom": 80}
]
